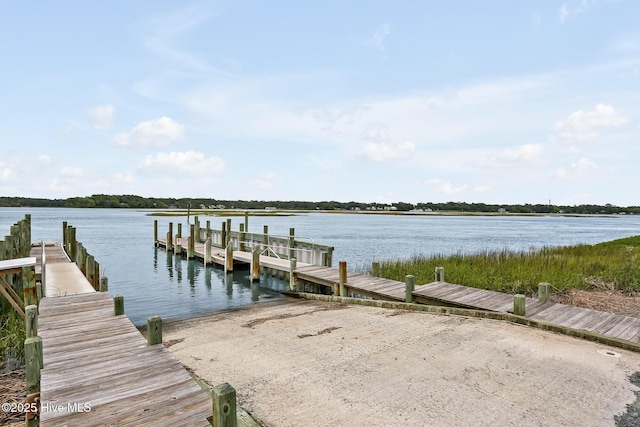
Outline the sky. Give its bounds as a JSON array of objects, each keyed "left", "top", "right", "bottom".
[{"left": 1, "top": 1, "right": 639, "bottom": 206}]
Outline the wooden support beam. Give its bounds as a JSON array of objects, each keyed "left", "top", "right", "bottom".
[
  {"left": 205, "top": 237, "right": 212, "bottom": 265},
  {"left": 225, "top": 244, "right": 234, "bottom": 273},
  {"left": 188, "top": 224, "right": 195, "bottom": 259},
  {"left": 289, "top": 258, "right": 297, "bottom": 291},
  {"left": 288, "top": 228, "right": 295, "bottom": 260},
  {"left": 0, "top": 275, "right": 25, "bottom": 319},
  {"left": 26, "top": 305, "right": 38, "bottom": 338},
  {"left": 154, "top": 219, "right": 158, "bottom": 246},
  {"left": 167, "top": 222, "right": 173, "bottom": 252},
  {"left": 251, "top": 247, "right": 260, "bottom": 282}
]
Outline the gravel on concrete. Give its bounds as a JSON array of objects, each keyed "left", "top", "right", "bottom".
[{"left": 164, "top": 299, "right": 640, "bottom": 427}]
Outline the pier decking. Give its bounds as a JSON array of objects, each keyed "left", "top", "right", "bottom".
[{"left": 25, "top": 242, "right": 215, "bottom": 426}]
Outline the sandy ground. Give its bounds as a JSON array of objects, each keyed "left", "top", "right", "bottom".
[{"left": 164, "top": 298, "right": 640, "bottom": 427}]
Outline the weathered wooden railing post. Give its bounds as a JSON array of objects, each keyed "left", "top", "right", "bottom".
[
  {"left": 289, "top": 228, "right": 295, "bottom": 260},
  {"left": 225, "top": 244, "right": 234, "bottom": 273},
  {"left": 175, "top": 223, "right": 182, "bottom": 255},
  {"left": 239, "top": 224, "right": 246, "bottom": 252},
  {"left": 167, "top": 222, "right": 174, "bottom": 252},
  {"left": 114, "top": 294, "right": 125, "bottom": 315},
  {"left": 435, "top": 266, "right": 445, "bottom": 282},
  {"left": 206, "top": 220, "right": 211, "bottom": 243},
  {"left": 513, "top": 294, "right": 526, "bottom": 316},
  {"left": 25, "top": 305, "right": 38, "bottom": 338},
  {"left": 194, "top": 216, "right": 200, "bottom": 243},
  {"left": 23, "top": 266, "right": 38, "bottom": 307},
  {"left": 251, "top": 247, "right": 260, "bottom": 282},
  {"left": 226, "top": 219, "right": 232, "bottom": 247},
  {"left": 188, "top": 224, "right": 195, "bottom": 259},
  {"left": 289, "top": 258, "right": 297, "bottom": 291},
  {"left": 147, "top": 316, "right": 163, "bottom": 345},
  {"left": 212, "top": 382, "right": 237, "bottom": 427},
  {"left": 205, "top": 237, "right": 212, "bottom": 265},
  {"left": 371, "top": 261, "right": 380, "bottom": 277},
  {"left": 94, "top": 261, "right": 101, "bottom": 289},
  {"left": 154, "top": 220, "right": 158, "bottom": 246},
  {"left": 25, "top": 332, "right": 43, "bottom": 427},
  {"left": 62, "top": 221, "right": 68, "bottom": 249},
  {"left": 86, "top": 255, "right": 96, "bottom": 290},
  {"left": 538, "top": 282, "right": 550, "bottom": 303},
  {"left": 221, "top": 221, "right": 227, "bottom": 249},
  {"left": 339, "top": 261, "right": 347, "bottom": 297},
  {"left": 263, "top": 225, "right": 269, "bottom": 248},
  {"left": 336, "top": 261, "right": 346, "bottom": 296},
  {"left": 405, "top": 275, "right": 415, "bottom": 303},
  {"left": 100, "top": 276, "right": 109, "bottom": 292},
  {"left": 321, "top": 252, "right": 328, "bottom": 267}
]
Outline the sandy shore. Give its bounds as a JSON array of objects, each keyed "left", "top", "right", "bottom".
[{"left": 164, "top": 298, "right": 640, "bottom": 427}]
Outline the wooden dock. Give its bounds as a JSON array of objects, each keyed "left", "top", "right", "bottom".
[
  {"left": 292, "top": 265, "right": 640, "bottom": 348},
  {"left": 24, "top": 239, "right": 224, "bottom": 426}
]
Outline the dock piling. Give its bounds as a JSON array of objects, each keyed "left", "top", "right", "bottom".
[
  {"left": 188, "top": 224, "right": 195, "bottom": 259},
  {"left": 289, "top": 258, "right": 297, "bottom": 290},
  {"left": 514, "top": 294, "right": 526, "bottom": 316},
  {"left": 405, "top": 275, "right": 415, "bottom": 303},
  {"left": 114, "top": 294, "right": 125, "bottom": 316},
  {"left": 435, "top": 266, "right": 445, "bottom": 282},
  {"left": 25, "top": 335, "right": 43, "bottom": 427},
  {"left": 26, "top": 304, "right": 38, "bottom": 338},
  {"left": 538, "top": 282, "right": 550, "bottom": 303},
  {"left": 100, "top": 276, "right": 109, "bottom": 292},
  {"left": 251, "top": 247, "right": 260, "bottom": 282},
  {"left": 225, "top": 244, "right": 234, "bottom": 273},
  {"left": 339, "top": 261, "right": 347, "bottom": 297},
  {"left": 212, "top": 382, "right": 237, "bottom": 427},
  {"left": 147, "top": 315, "right": 163, "bottom": 345}
]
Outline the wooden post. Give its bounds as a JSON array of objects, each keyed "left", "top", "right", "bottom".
[
  {"left": 371, "top": 261, "right": 380, "bottom": 277},
  {"left": 36, "top": 283, "right": 42, "bottom": 302},
  {"left": 321, "top": 252, "right": 328, "bottom": 267},
  {"left": 23, "top": 267, "right": 38, "bottom": 307},
  {"left": 114, "top": 294, "right": 125, "bottom": 315},
  {"left": 339, "top": 261, "right": 347, "bottom": 297},
  {"left": 435, "top": 266, "right": 445, "bottom": 282},
  {"left": 86, "top": 255, "right": 96, "bottom": 289},
  {"left": 167, "top": 222, "right": 174, "bottom": 251},
  {"left": 175, "top": 223, "right": 183, "bottom": 255},
  {"left": 225, "top": 244, "right": 234, "bottom": 273},
  {"left": 289, "top": 228, "right": 295, "bottom": 260},
  {"left": 251, "top": 247, "right": 260, "bottom": 282},
  {"left": 194, "top": 216, "right": 200, "bottom": 243},
  {"left": 69, "top": 226, "right": 77, "bottom": 262},
  {"left": 94, "top": 260, "right": 101, "bottom": 289},
  {"left": 100, "top": 276, "right": 109, "bottom": 292},
  {"left": 212, "top": 382, "right": 237, "bottom": 427},
  {"left": 289, "top": 258, "right": 297, "bottom": 290},
  {"left": 154, "top": 220, "right": 158, "bottom": 246},
  {"left": 514, "top": 294, "right": 526, "bottom": 316},
  {"left": 188, "top": 224, "right": 195, "bottom": 259},
  {"left": 25, "top": 305, "right": 38, "bottom": 338},
  {"left": 206, "top": 220, "right": 211, "bottom": 242},
  {"left": 147, "top": 316, "right": 162, "bottom": 345},
  {"left": 62, "top": 221, "right": 67, "bottom": 248},
  {"left": 205, "top": 237, "right": 212, "bottom": 265},
  {"left": 263, "top": 225, "right": 269, "bottom": 247},
  {"left": 326, "top": 247, "right": 334, "bottom": 267},
  {"left": 226, "top": 219, "right": 232, "bottom": 247},
  {"left": 221, "top": 221, "right": 227, "bottom": 249},
  {"left": 405, "top": 275, "right": 415, "bottom": 303},
  {"left": 239, "top": 224, "right": 245, "bottom": 252},
  {"left": 25, "top": 335, "right": 43, "bottom": 427},
  {"left": 538, "top": 282, "right": 550, "bottom": 303},
  {"left": 244, "top": 212, "right": 249, "bottom": 234}
]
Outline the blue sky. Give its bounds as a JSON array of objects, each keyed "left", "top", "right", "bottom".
[{"left": 1, "top": 1, "right": 639, "bottom": 205}]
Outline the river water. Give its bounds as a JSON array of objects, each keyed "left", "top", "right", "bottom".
[{"left": 1, "top": 208, "right": 638, "bottom": 325}]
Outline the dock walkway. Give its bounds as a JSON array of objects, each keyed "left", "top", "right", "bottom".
[
  {"left": 28, "top": 243, "right": 213, "bottom": 426},
  {"left": 293, "top": 265, "right": 640, "bottom": 347}
]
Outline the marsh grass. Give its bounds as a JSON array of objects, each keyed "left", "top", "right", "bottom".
[
  {"left": 378, "top": 236, "right": 640, "bottom": 296},
  {"left": 0, "top": 312, "right": 25, "bottom": 368}
]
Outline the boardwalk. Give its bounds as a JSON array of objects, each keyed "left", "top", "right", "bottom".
[
  {"left": 38, "top": 292, "right": 211, "bottom": 426},
  {"left": 26, "top": 242, "right": 215, "bottom": 426},
  {"left": 293, "top": 265, "right": 640, "bottom": 348}
]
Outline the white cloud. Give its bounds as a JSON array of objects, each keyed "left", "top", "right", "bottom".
[
  {"left": 551, "top": 157, "right": 597, "bottom": 179},
  {"left": 37, "top": 155, "right": 53, "bottom": 165},
  {"left": 476, "top": 144, "right": 543, "bottom": 168},
  {"left": 559, "top": 4, "right": 570, "bottom": 23},
  {"left": 250, "top": 172, "right": 279, "bottom": 190},
  {"left": 60, "top": 166, "right": 85, "bottom": 177},
  {"left": 87, "top": 104, "right": 115, "bottom": 130},
  {"left": 112, "top": 117, "right": 184, "bottom": 148},
  {"left": 139, "top": 151, "right": 224, "bottom": 175},
  {"left": 114, "top": 172, "right": 134, "bottom": 183},
  {"left": 425, "top": 179, "right": 468, "bottom": 194},
  {"left": 367, "top": 24, "right": 391, "bottom": 52},
  {"left": 554, "top": 104, "right": 628, "bottom": 141},
  {"left": 559, "top": 0, "right": 618, "bottom": 23},
  {"left": 359, "top": 141, "right": 415, "bottom": 162}
]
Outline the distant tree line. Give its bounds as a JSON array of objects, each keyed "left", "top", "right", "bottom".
[{"left": 0, "top": 195, "right": 638, "bottom": 215}]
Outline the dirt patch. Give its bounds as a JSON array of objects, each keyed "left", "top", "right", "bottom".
[
  {"left": 0, "top": 368, "right": 25, "bottom": 426},
  {"left": 298, "top": 326, "right": 341, "bottom": 338},
  {"left": 554, "top": 290, "right": 640, "bottom": 318}
]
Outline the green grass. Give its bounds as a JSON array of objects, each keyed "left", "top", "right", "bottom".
[
  {"left": 378, "top": 236, "right": 640, "bottom": 296},
  {"left": 0, "top": 311, "right": 25, "bottom": 368}
]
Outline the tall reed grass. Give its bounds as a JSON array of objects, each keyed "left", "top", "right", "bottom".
[{"left": 378, "top": 236, "right": 640, "bottom": 295}]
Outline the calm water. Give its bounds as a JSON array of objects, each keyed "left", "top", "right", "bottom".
[{"left": 1, "top": 208, "right": 639, "bottom": 325}]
